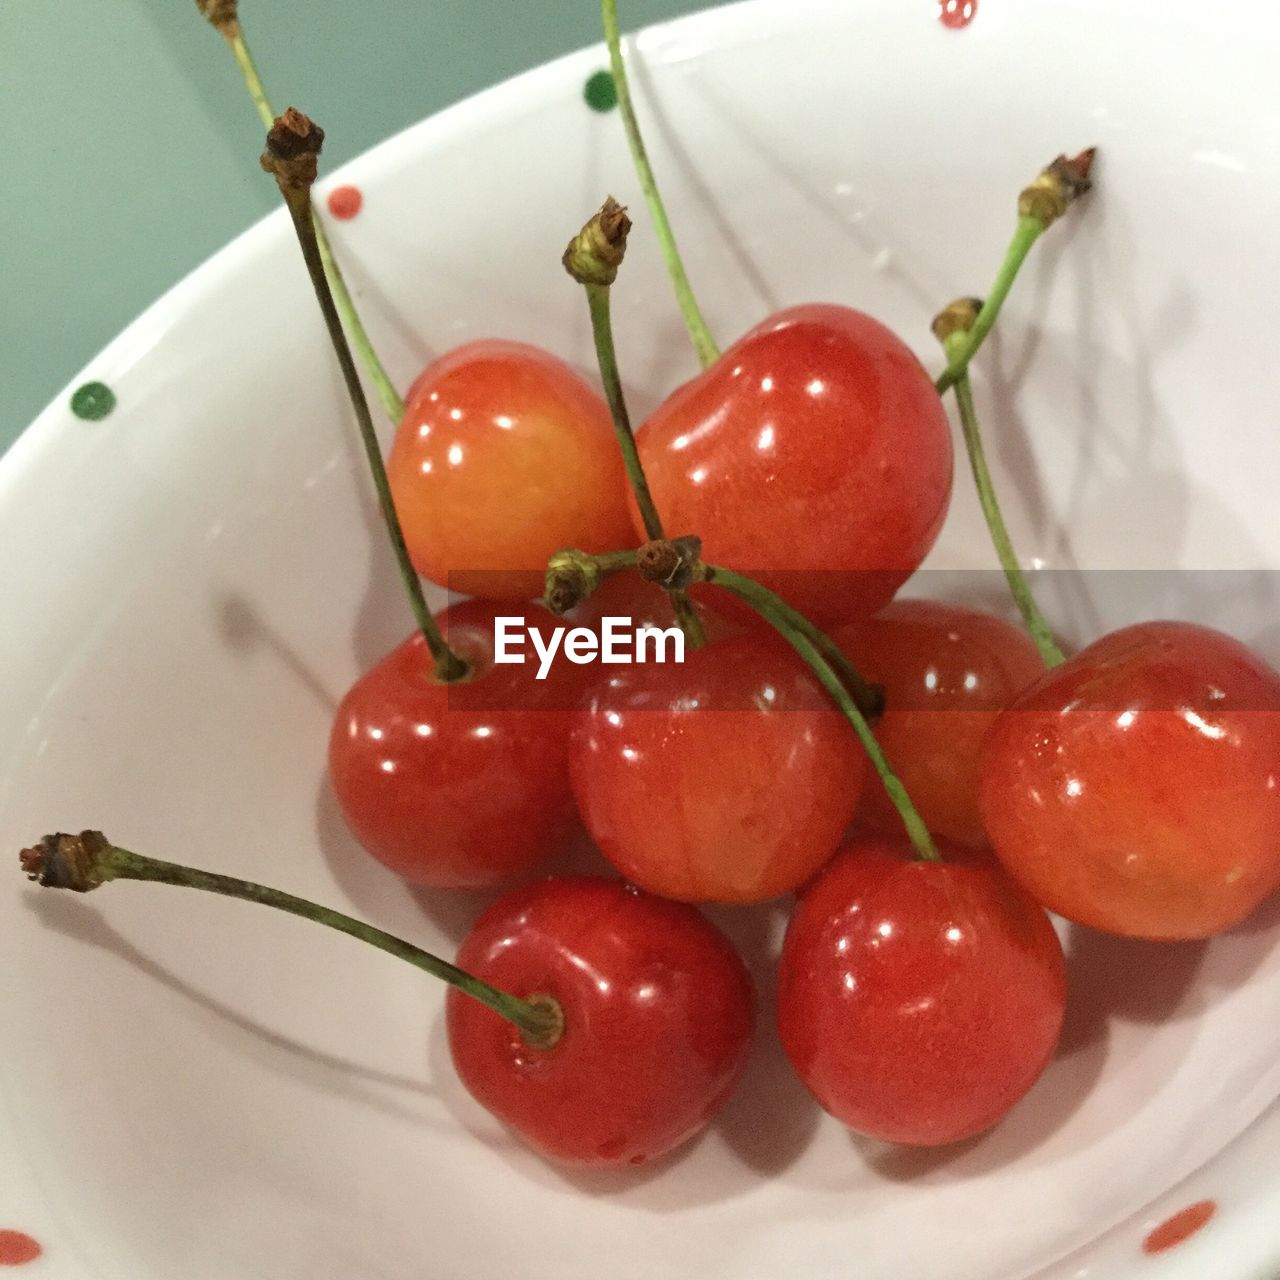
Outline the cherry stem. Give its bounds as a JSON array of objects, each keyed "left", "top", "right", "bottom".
[
  {"left": 19, "top": 832, "right": 563, "bottom": 1048},
  {"left": 549, "top": 544, "right": 931, "bottom": 859},
  {"left": 544, "top": 546, "right": 640, "bottom": 615},
  {"left": 601, "top": 0, "right": 720, "bottom": 369},
  {"left": 945, "top": 347, "right": 1065, "bottom": 667},
  {"left": 935, "top": 148, "right": 1096, "bottom": 393},
  {"left": 584, "top": 282, "right": 705, "bottom": 646},
  {"left": 208, "top": 9, "right": 406, "bottom": 423},
  {"left": 935, "top": 216, "right": 1044, "bottom": 394},
  {"left": 263, "top": 113, "right": 468, "bottom": 682},
  {"left": 696, "top": 564, "right": 936, "bottom": 862},
  {"left": 697, "top": 565, "right": 884, "bottom": 720}
]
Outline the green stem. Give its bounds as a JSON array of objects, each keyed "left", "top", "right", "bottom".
[
  {"left": 944, "top": 359, "right": 1064, "bottom": 667},
  {"left": 601, "top": 0, "right": 720, "bottom": 369},
  {"left": 35, "top": 838, "right": 562, "bottom": 1048},
  {"left": 275, "top": 182, "right": 468, "bottom": 682},
  {"left": 701, "top": 565, "right": 937, "bottom": 862},
  {"left": 700, "top": 565, "right": 883, "bottom": 719},
  {"left": 223, "top": 26, "right": 405, "bottom": 423},
  {"left": 226, "top": 27, "right": 273, "bottom": 127},
  {"left": 935, "top": 216, "right": 1044, "bottom": 395},
  {"left": 584, "top": 283, "right": 705, "bottom": 647},
  {"left": 585, "top": 284, "right": 662, "bottom": 537}
]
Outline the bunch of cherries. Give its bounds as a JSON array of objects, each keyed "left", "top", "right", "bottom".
[{"left": 21, "top": 0, "right": 1280, "bottom": 1175}]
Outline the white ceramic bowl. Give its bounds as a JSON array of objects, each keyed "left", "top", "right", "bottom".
[{"left": 3, "top": 2, "right": 1280, "bottom": 1276}]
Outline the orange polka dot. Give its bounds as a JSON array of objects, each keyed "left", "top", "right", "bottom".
[
  {"left": 1143, "top": 1200, "right": 1217, "bottom": 1255},
  {"left": 0, "top": 1231, "right": 42, "bottom": 1266},
  {"left": 326, "top": 185, "right": 363, "bottom": 220}
]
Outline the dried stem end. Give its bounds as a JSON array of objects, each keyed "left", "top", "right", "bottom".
[
  {"left": 563, "top": 197, "right": 631, "bottom": 287},
  {"left": 260, "top": 109, "right": 325, "bottom": 195},
  {"left": 520, "top": 993, "right": 566, "bottom": 1051},
  {"left": 1019, "top": 148, "right": 1097, "bottom": 227},
  {"left": 544, "top": 549, "right": 605, "bottom": 615},
  {"left": 931, "top": 296, "right": 984, "bottom": 345},
  {"left": 637, "top": 536, "right": 704, "bottom": 592},
  {"left": 20, "top": 831, "right": 113, "bottom": 893},
  {"left": 195, "top": 0, "right": 239, "bottom": 35}
]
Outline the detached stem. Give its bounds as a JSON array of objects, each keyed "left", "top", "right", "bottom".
[
  {"left": 20, "top": 833, "right": 562, "bottom": 1048},
  {"left": 944, "top": 351, "right": 1064, "bottom": 668},
  {"left": 584, "top": 283, "right": 705, "bottom": 646},
  {"left": 263, "top": 113, "right": 467, "bottom": 681},
  {"left": 699, "top": 564, "right": 936, "bottom": 862},
  {"left": 601, "top": 0, "right": 719, "bottom": 368},
  {"left": 212, "top": 14, "right": 405, "bottom": 422}
]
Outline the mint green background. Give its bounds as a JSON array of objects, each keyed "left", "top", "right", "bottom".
[{"left": 0, "top": 0, "right": 719, "bottom": 452}]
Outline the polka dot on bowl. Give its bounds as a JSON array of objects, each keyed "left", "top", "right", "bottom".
[
  {"left": 326, "top": 185, "right": 363, "bottom": 220},
  {"left": 1143, "top": 1200, "right": 1217, "bottom": 1255},
  {"left": 0, "top": 1231, "right": 42, "bottom": 1267},
  {"left": 938, "top": 0, "right": 978, "bottom": 28},
  {"left": 70, "top": 380, "right": 115, "bottom": 421},
  {"left": 583, "top": 69, "right": 618, "bottom": 112}
]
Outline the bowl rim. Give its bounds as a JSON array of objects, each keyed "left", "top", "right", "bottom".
[{"left": 3, "top": 1, "right": 1279, "bottom": 1275}]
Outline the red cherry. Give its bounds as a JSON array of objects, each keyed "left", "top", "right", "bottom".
[
  {"left": 635, "top": 305, "right": 953, "bottom": 625},
  {"left": 777, "top": 838, "right": 1065, "bottom": 1145},
  {"left": 388, "top": 341, "right": 635, "bottom": 601},
  {"left": 448, "top": 875, "right": 755, "bottom": 1165},
  {"left": 835, "top": 600, "right": 1045, "bottom": 845},
  {"left": 981, "top": 621, "right": 1280, "bottom": 939},
  {"left": 570, "top": 634, "right": 864, "bottom": 903},
  {"left": 328, "top": 599, "right": 577, "bottom": 889}
]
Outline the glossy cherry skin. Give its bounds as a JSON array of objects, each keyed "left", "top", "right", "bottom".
[
  {"left": 388, "top": 340, "right": 634, "bottom": 601},
  {"left": 328, "top": 600, "right": 577, "bottom": 889},
  {"left": 835, "top": 600, "right": 1045, "bottom": 845},
  {"left": 570, "top": 634, "right": 864, "bottom": 903},
  {"left": 448, "top": 875, "right": 755, "bottom": 1166},
  {"left": 777, "top": 838, "right": 1066, "bottom": 1146},
  {"left": 635, "top": 305, "right": 953, "bottom": 625},
  {"left": 981, "top": 621, "right": 1280, "bottom": 939}
]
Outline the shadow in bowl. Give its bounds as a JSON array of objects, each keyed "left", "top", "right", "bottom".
[{"left": 24, "top": 890, "right": 440, "bottom": 1126}]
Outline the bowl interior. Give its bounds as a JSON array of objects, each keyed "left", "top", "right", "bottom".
[{"left": 3, "top": 2, "right": 1280, "bottom": 1277}]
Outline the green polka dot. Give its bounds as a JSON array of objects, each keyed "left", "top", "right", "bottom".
[
  {"left": 583, "top": 70, "right": 617, "bottom": 113},
  {"left": 70, "top": 381, "right": 116, "bottom": 421}
]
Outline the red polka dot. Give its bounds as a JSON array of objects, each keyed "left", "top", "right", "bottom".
[
  {"left": 1143, "top": 1200, "right": 1217, "bottom": 1255},
  {"left": 0, "top": 1231, "right": 42, "bottom": 1267},
  {"left": 938, "top": 0, "right": 977, "bottom": 28},
  {"left": 326, "top": 185, "right": 363, "bottom": 220}
]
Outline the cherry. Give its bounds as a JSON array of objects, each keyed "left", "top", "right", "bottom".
[
  {"left": 329, "top": 599, "right": 578, "bottom": 889},
  {"left": 388, "top": 340, "right": 635, "bottom": 602},
  {"left": 835, "top": 600, "right": 1045, "bottom": 846},
  {"left": 448, "top": 875, "right": 755, "bottom": 1166},
  {"left": 981, "top": 621, "right": 1280, "bottom": 939},
  {"left": 570, "top": 633, "right": 864, "bottom": 903},
  {"left": 20, "top": 837, "right": 751, "bottom": 1170},
  {"left": 634, "top": 305, "right": 953, "bottom": 625},
  {"left": 777, "top": 837, "right": 1065, "bottom": 1146}
]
